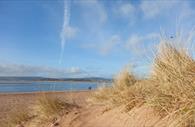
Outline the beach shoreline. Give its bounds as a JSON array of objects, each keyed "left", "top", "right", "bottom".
[{"left": 0, "top": 89, "right": 93, "bottom": 95}]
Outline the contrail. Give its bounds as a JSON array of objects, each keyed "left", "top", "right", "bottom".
[{"left": 59, "top": 0, "right": 71, "bottom": 64}]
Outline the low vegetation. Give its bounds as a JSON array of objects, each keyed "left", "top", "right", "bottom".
[
  {"left": 91, "top": 68, "right": 146, "bottom": 111},
  {"left": 92, "top": 37, "right": 195, "bottom": 126},
  {"left": 3, "top": 105, "right": 32, "bottom": 127},
  {"left": 33, "top": 95, "right": 79, "bottom": 125},
  {"left": 148, "top": 41, "right": 195, "bottom": 126},
  {"left": 3, "top": 95, "right": 79, "bottom": 127}
]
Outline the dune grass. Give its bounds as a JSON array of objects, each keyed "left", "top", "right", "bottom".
[
  {"left": 34, "top": 95, "right": 69, "bottom": 121},
  {"left": 2, "top": 95, "right": 79, "bottom": 127},
  {"left": 92, "top": 37, "right": 195, "bottom": 126},
  {"left": 91, "top": 68, "right": 146, "bottom": 111},
  {"left": 2, "top": 105, "right": 32, "bottom": 127},
  {"left": 33, "top": 95, "right": 79, "bottom": 125},
  {"left": 147, "top": 41, "right": 195, "bottom": 126}
]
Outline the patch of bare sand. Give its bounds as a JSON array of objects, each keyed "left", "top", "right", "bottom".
[{"left": 60, "top": 104, "right": 162, "bottom": 127}]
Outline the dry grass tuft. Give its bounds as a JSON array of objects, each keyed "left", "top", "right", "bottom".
[
  {"left": 2, "top": 95, "right": 79, "bottom": 127},
  {"left": 91, "top": 68, "right": 145, "bottom": 110},
  {"left": 151, "top": 42, "right": 195, "bottom": 83},
  {"left": 2, "top": 106, "right": 32, "bottom": 127},
  {"left": 33, "top": 95, "right": 79, "bottom": 124},
  {"left": 147, "top": 41, "right": 195, "bottom": 126},
  {"left": 113, "top": 68, "right": 137, "bottom": 89}
]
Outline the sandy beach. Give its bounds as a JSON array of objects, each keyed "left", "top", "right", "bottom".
[
  {"left": 0, "top": 91, "right": 90, "bottom": 119},
  {"left": 0, "top": 90, "right": 186, "bottom": 127},
  {"left": 0, "top": 91, "right": 95, "bottom": 126},
  {"left": 0, "top": 91, "right": 158, "bottom": 127}
]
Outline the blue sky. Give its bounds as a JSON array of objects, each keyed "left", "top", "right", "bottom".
[{"left": 0, "top": 0, "right": 195, "bottom": 78}]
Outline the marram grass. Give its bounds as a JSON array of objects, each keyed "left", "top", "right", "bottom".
[{"left": 92, "top": 37, "right": 195, "bottom": 127}]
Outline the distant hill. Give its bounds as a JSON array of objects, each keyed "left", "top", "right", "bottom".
[
  {"left": 0, "top": 76, "right": 112, "bottom": 83},
  {"left": 34, "top": 77, "right": 112, "bottom": 82}
]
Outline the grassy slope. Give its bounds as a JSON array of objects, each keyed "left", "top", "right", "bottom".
[{"left": 92, "top": 38, "right": 195, "bottom": 127}]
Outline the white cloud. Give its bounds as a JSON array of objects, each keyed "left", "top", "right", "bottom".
[
  {"left": 140, "top": 1, "right": 176, "bottom": 19},
  {"left": 113, "top": 2, "right": 136, "bottom": 25},
  {"left": 0, "top": 63, "right": 85, "bottom": 78},
  {"left": 92, "top": 0, "right": 107, "bottom": 24},
  {"left": 126, "top": 33, "right": 159, "bottom": 47},
  {"left": 177, "top": 1, "right": 195, "bottom": 22},
  {"left": 75, "top": 0, "right": 107, "bottom": 24},
  {"left": 126, "top": 33, "right": 159, "bottom": 55},
  {"left": 126, "top": 34, "right": 140, "bottom": 46},
  {"left": 83, "top": 35, "right": 121, "bottom": 55},
  {"left": 140, "top": 0, "right": 195, "bottom": 21},
  {"left": 118, "top": 3, "right": 135, "bottom": 18},
  {"left": 99, "top": 35, "right": 121, "bottom": 55},
  {"left": 83, "top": 33, "right": 159, "bottom": 56},
  {"left": 68, "top": 67, "right": 81, "bottom": 73}
]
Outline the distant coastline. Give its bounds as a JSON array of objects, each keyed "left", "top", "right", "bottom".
[{"left": 0, "top": 76, "right": 112, "bottom": 84}]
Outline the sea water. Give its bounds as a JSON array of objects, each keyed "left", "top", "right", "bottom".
[{"left": 0, "top": 81, "right": 110, "bottom": 93}]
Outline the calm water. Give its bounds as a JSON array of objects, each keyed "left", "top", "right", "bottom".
[{"left": 0, "top": 81, "right": 110, "bottom": 93}]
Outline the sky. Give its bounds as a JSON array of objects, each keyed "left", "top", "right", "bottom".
[{"left": 0, "top": 0, "right": 195, "bottom": 78}]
